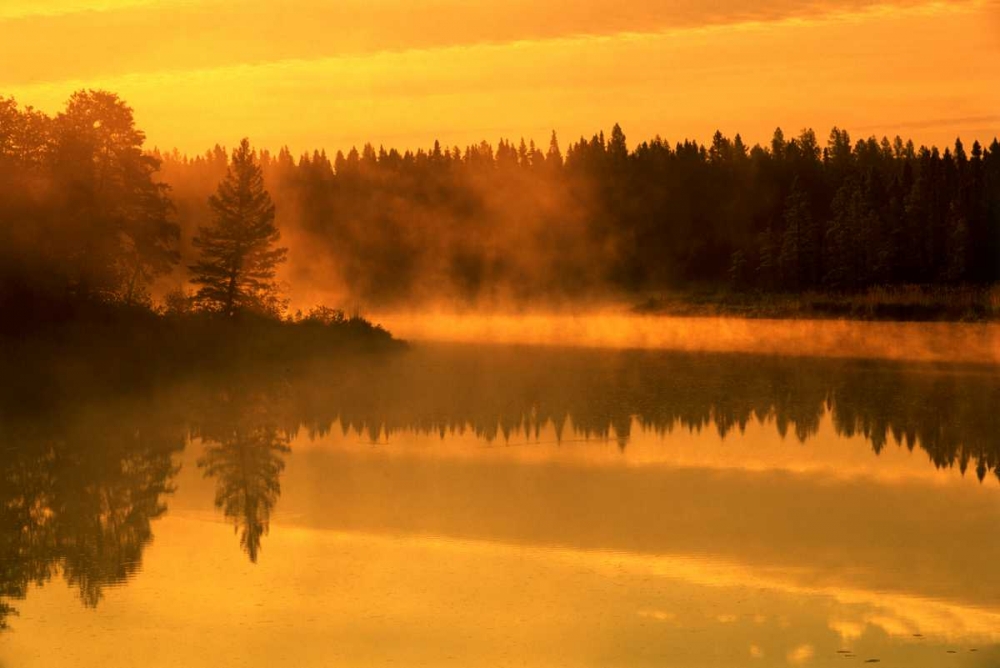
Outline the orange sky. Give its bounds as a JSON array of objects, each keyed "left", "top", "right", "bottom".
[{"left": 1, "top": 0, "right": 998, "bottom": 155}]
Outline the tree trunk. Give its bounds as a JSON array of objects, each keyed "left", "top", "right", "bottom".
[
  {"left": 225, "top": 271, "right": 238, "bottom": 317},
  {"left": 124, "top": 256, "right": 142, "bottom": 307}
]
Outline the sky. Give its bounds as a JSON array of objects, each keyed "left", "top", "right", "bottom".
[{"left": 0, "top": 0, "right": 998, "bottom": 155}]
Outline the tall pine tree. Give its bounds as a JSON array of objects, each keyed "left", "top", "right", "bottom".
[{"left": 190, "top": 138, "right": 287, "bottom": 317}]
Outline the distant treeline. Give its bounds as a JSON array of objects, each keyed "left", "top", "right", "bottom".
[
  {"left": 2, "top": 90, "right": 998, "bottom": 311},
  {"left": 160, "top": 121, "right": 1000, "bottom": 305}
]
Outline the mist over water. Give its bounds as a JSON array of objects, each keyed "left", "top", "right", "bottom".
[{"left": 375, "top": 309, "right": 1000, "bottom": 363}]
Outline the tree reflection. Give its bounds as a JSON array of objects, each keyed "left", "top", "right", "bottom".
[
  {"left": 1, "top": 347, "right": 998, "bottom": 629},
  {"left": 56, "top": 441, "right": 177, "bottom": 607},
  {"left": 294, "top": 349, "right": 1000, "bottom": 483},
  {"left": 0, "top": 403, "right": 182, "bottom": 627},
  {"left": 195, "top": 386, "right": 291, "bottom": 563}
]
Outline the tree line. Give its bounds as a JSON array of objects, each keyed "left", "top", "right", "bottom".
[
  {"left": 160, "top": 122, "right": 1000, "bottom": 305},
  {"left": 2, "top": 89, "right": 998, "bottom": 313}
]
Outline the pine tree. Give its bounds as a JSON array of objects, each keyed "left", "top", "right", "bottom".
[
  {"left": 824, "top": 179, "right": 862, "bottom": 288},
  {"left": 190, "top": 138, "right": 287, "bottom": 317},
  {"left": 770, "top": 127, "right": 786, "bottom": 160},
  {"left": 944, "top": 203, "right": 969, "bottom": 283},
  {"left": 545, "top": 130, "right": 563, "bottom": 169},
  {"left": 608, "top": 123, "right": 628, "bottom": 163},
  {"left": 756, "top": 225, "right": 779, "bottom": 290},
  {"left": 778, "top": 181, "right": 815, "bottom": 288}
]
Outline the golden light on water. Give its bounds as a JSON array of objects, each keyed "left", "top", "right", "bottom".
[
  {"left": 4, "top": 416, "right": 999, "bottom": 667},
  {"left": 374, "top": 311, "right": 1000, "bottom": 363}
]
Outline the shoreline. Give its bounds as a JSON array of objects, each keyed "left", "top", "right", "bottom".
[
  {"left": 631, "top": 286, "right": 1000, "bottom": 323},
  {"left": 0, "top": 305, "right": 405, "bottom": 410}
]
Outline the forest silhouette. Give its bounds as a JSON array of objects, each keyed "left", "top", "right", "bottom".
[
  {"left": 2, "top": 90, "right": 998, "bottom": 319},
  {"left": 157, "top": 116, "right": 1000, "bottom": 310}
]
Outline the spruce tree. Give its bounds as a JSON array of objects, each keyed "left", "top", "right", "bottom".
[
  {"left": 546, "top": 130, "right": 563, "bottom": 169},
  {"left": 190, "top": 138, "right": 287, "bottom": 317},
  {"left": 778, "top": 182, "right": 814, "bottom": 288}
]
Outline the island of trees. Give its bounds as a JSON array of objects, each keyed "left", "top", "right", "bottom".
[{"left": 0, "top": 90, "right": 396, "bottom": 378}]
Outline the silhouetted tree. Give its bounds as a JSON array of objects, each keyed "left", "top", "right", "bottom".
[
  {"left": 778, "top": 180, "right": 815, "bottom": 288},
  {"left": 546, "top": 130, "right": 563, "bottom": 169},
  {"left": 189, "top": 138, "right": 287, "bottom": 317},
  {"left": 66, "top": 92, "right": 179, "bottom": 304}
]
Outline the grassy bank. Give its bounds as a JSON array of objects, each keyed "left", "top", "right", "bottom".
[{"left": 633, "top": 285, "right": 1000, "bottom": 322}]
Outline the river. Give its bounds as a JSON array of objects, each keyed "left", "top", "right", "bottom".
[{"left": 1, "top": 318, "right": 998, "bottom": 667}]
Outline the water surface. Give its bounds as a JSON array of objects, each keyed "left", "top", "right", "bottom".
[{"left": 1, "top": 341, "right": 998, "bottom": 667}]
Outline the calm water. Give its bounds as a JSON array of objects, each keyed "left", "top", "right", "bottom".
[{"left": 2, "top": 339, "right": 999, "bottom": 667}]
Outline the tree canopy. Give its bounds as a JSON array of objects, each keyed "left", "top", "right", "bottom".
[{"left": 0, "top": 90, "right": 178, "bottom": 308}]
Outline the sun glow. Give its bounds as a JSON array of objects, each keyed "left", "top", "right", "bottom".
[{"left": 2, "top": 0, "right": 997, "bottom": 153}]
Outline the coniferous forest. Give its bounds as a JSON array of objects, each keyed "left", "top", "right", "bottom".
[
  {"left": 158, "top": 113, "right": 1000, "bottom": 310},
  {"left": 1, "top": 90, "right": 998, "bottom": 318}
]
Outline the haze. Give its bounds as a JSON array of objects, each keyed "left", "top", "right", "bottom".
[{"left": 2, "top": 0, "right": 998, "bottom": 154}]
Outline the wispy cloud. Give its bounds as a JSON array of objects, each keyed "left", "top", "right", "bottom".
[
  {"left": 854, "top": 114, "right": 1000, "bottom": 133},
  {"left": 0, "top": 0, "right": 179, "bottom": 20},
  {"left": 0, "top": 0, "right": 981, "bottom": 85}
]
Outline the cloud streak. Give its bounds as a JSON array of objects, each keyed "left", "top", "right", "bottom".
[{"left": 0, "top": 0, "right": 982, "bottom": 85}]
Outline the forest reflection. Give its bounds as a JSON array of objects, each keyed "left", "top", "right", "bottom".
[
  {"left": 0, "top": 345, "right": 997, "bottom": 628},
  {"left": 0, "top": 400, "right": 183, "bottom": 628}
]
